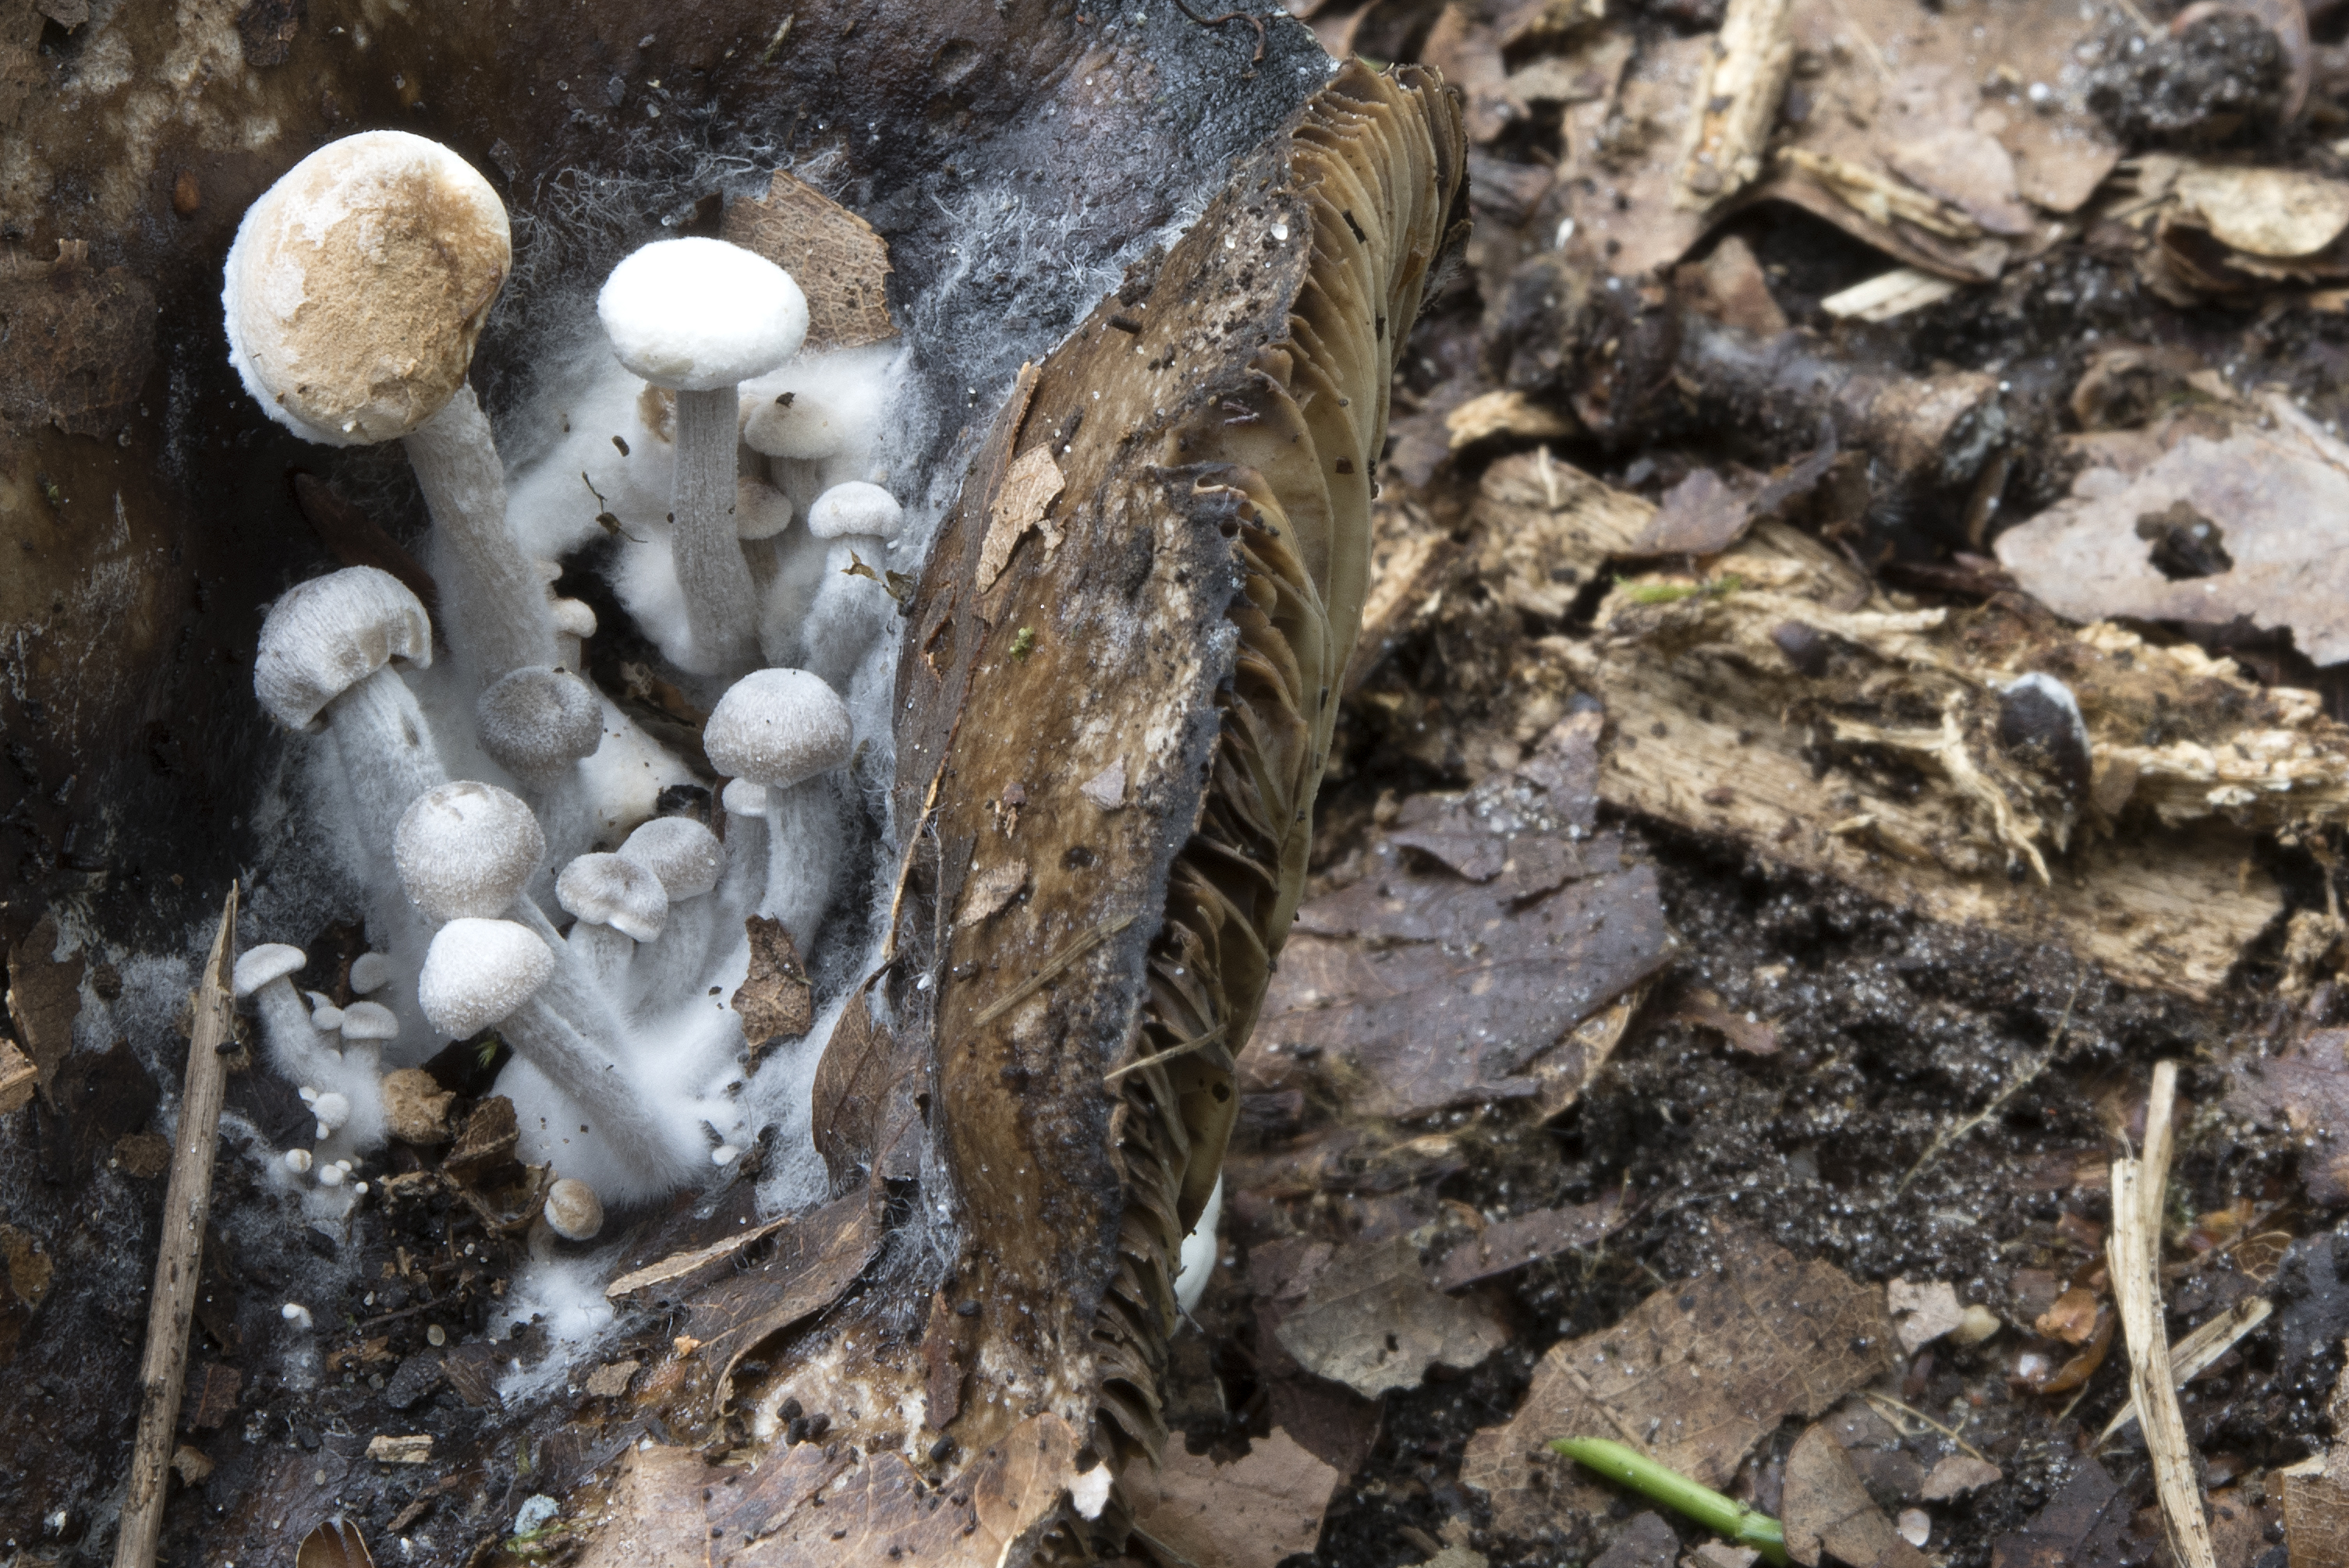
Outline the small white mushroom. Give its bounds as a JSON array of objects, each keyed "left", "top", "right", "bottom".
[
  {"left": 702, "top": 669, "right": 854, "bottom": 953},
  {"left": 224, "top": 130, "right": 556, "bottom": 685},
  {"left": 614, "top": 815, "right": 728, "bottom": 1004},
  {"left": 234, "top": 943, "right": 325, "bottom": 1084},
  {"left": 599, "top": 239, "right": 808, "bottom": 674},
  {"left": 339, "top": 1000, "right": 399, "bottom": 1046},
  {"left": 349, "top": 952, "right": 395, "bottom": 994},
  {"left": 417, "top": 918, "right": 703, "bottom": 1195},
  {"left": 543, "top": 1177, "right": 605, "bottom": 1241},
  {"left": 1175, "top": 1176, "right": 1224, "bottom": 1314},
  {"left": 254, "top": 567, "right": 445, "bottom": 869},
  {"left": 551, "top": 598, "right": 598, "bottom": 672},
  {"left": 306, "top": 991, "right": 345, "bottom": 1033},
  {"left": 311, "top": 1091, "right": 353, "bottom": 1141},
  {"left": 476, "top": 666, "right": 604, "bottom": 785},
  {"left": 798, "top": 482, "right": 907, "bottom": 687},
  {"left": 556, "top": 852, "right": 668, "bottom": 989},
  {"left": 736, "top": 476, "right": 794, "bottom": 541},
  {"left": 395, "top": 780, "right": 547, "bottom": 923},
  {"left": 283, "top": 1148, "right": 314, "bottom": 1175},
  {"left": 281, "top": 1302, "right": 314, "bottom": 1330}
]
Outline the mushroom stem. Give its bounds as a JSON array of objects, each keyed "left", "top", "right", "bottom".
[
  {"left": 711, "top": 792, "right": 769, "bottom": 936},
  {"left": 671, "top": 386, "right": 762, "bottom": 674},
  {"left": 501, "top": 996, "right": 704, "bottom": 1192},
  {"left": 326, "top": 664, "right": 450, "bottom": 869},
  {"left": 253, "top": 974, "right": 333, "bottom": 1084},
  {"left": 406, "top": 386, "right": 559, "bottom": 685},
  {"left": 760, "top": 776, "right": 848, "bottom": 956},
  {"left": 568, "top": 919, "right": 639, "bottom": 993},
  {"left": 797, "top": 538, "right": 895, "bottom": 688}
]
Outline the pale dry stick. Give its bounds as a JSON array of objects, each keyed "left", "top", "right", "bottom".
[
  {"left": 114, "top": 885, "right": 238, "bottom": 1568},
  {"left": 2097, "top": 1295, "right": 2273, "bottom": 1447},
  {"left": 2108, "top": 1061, "right": 2218, "bottom": 1568}
]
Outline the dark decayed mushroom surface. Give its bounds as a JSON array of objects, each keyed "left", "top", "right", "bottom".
[{"left": 771, "top": 58, "right": 1469, "bottom": 1558}]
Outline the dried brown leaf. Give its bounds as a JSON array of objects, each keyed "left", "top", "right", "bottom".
[
  {"left": 734, "top": 915, "right": 813, "bottom": 1057},
  {"left": 1274, "top": 1235, "right": 1507, "bottom": 1397},
  {"left": 1990, "top": 1457, "right": 2128, "bottom": 1568},
  {"left": 1437, "top": 1192, "right": 1627, "bottom": 1290},
  {"left": 810, "top": 989, "right": 901, "bottom": 1190},
  {"left": 440, "top": 1095, "right": 519, "bottom": 1186},
  {"left": 1781, "top": 1424, "right": 1929, "bottom": 1568},
  {"left": 2173, "top": 164, "right": 2349, "bottom": 258},
  {"left": 2035, "top": 1285, "right": 2102, "bottom": 1345},
  {"left": 1423, "top": 3, "right": 1516, "bottom": 144},
  {"left": 1462, "top": 1231, "right": 1895, "bottom": 1537},
  {"left": 1995, "top": 430, "right": 2349, "bottom": 665},
  {"left": 686, "top": 1189, "right": 879, "bottom": 1403},
  {"left": 1590, "top": 1512, "right": 1681, "bottom": 1568},
  {"left": 1885, "top": 1278, "right": 1964, "bottom": 1354},
  {"left": 1920, "top": 1454, "right": 2002, "bottom": 1500},
  {"left": 296, "top": 1519, "right": 376, "bottom": 1568},
  {"left": 1125, "top": 1428, "right": 1345, "bottom": 1568},
  {"left": 722, "top": 168, "right": 897, "bottom": 352}
]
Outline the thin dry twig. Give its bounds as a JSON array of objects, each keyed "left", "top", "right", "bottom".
[
  {"left": 1859, "top": 1391, "right": 1989, "bottom": 1463},
  {"left": 114, "top": 885, "right": 239, "bottom": 1568},
  {"left": 2097, "top": 1294, "right": 2273, "bottom": 1447},
  {"left": 2109, "top": 1062, "right": 2218, "bottom": 1568}
]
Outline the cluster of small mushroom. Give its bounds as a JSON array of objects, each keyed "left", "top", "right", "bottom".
[{"left": 223, "top": 131, "right": 909, "bottom": 1229}]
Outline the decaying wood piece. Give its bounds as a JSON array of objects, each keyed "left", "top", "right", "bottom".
[
  {"left": 723, "top": 168, "right": 899, "bottom": 352},
  {"left": 1398, "top": 453, "right": 2308, "bottom": 1000},
  {"left": 114, "top": 887, "right": 237, "bottom": 1568},
  {"left": 2108, "top": 1064, "right": 2218, "bottom": 1568},
  {"left": 661, "top": 62, "right": 1469, "bottom": 1565},
  {"left": 1673, "top": 0, "right": 1795, "bottom": 209}
]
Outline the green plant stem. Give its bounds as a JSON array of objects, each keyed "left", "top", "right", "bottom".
[{"left": 1549, "top": 1438, "right": 1791, "bottom": 1566}]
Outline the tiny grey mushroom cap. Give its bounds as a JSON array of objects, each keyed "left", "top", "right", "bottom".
[
  {"left": 736, "top": 476, "right": 794, "bottom": 541},
  {"left": 349, "top": 952, "right": 395, "bottom": 994},
  {"left": 254, "top": 567, "right": 433, "bottom": 730},
  {"left": 338, "top": 1000, "right": 401, "bottom": 1042},
  {"left": 618, "top": 816, "right": 724, "bottom": 899},
  {"left": 702, "top": 668, "right": 852, "bottom": 790},
  {"left": 233, "top": 943, "right": 306, "bottom": 999},
  {"left": 417, "top": 917, "right": 553, "bottom": 1038},
  {"left": 395, "top": 780, "right": 547, "bottom": 922},
  {"left": 721, "top": 778, "right": 769, "bottom": 817},
  {"left": 806, "top": 482, "right": 904, "bottom": 542},
  {"left": 543, "top": 1177, "right": 604, "bottom": 1241},
  {"left": 476, "top": 666, "right": 604, "bottom": 777},
  {"left": 556, "top": 852, "right": 668, "bottom": 943}
]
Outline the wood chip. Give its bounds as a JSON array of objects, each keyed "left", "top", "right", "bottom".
[
  {"left": 1920, "top": 1454, "right": 2002, "bottom": 1499},
  {"left": 956, "top": 858, "right": 1030, "bottom": 925},
  {"left": 605, "top": 1216, "right": 792, "bottom": 1304},
  {"left": 0, "top": 1035, "right": 35, "bottom": 1115},
  {"left": 5, "top": 912, "right": 82, "bottom": 1101},
  {"left": 721, "top": 168, "right": 897, "bottom": 352},
  {"left": 1674, "top": 0, "right": 1795, "bottom": 209},
  {"left": 1444, "top": 388, "right": 1575, "bottom": 450},
  {"left": 583, "top": 1360, "right": 640, "bottom": 1397},
  {"left": 1079, "top": 759, "right": 1126, "bottom": 810},
  {"left": 1820, "top": 267, "right": 1962, "bottom": 322},
  {"left": 365, "top": 1434, "right": 432, "bottom": 1464}
]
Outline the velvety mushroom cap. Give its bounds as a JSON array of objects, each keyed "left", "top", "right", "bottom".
[
  {"left": 703, "top": 669, "right": 853, "bottom": 791},
  {"left": 551, "top": 598, "right": 599, "bottom": 641},
  {"left": 617, "top": 816, "right": 725, "bottom": 898},
  {"left": 556, "top": 852, "right": 669, "bottom": 943},
  {"left": 417, "top": 917, "right": 553, "bottom": 1037},
  {"left": 543, "top": 1177, "right": 605, "bottom": 1241},
  {"left": 736, "top": 476, "right": 795, "bottom": 540},
  {"left": 223, "top": 131, "right": 511, "bottom": 446},
  {"left": 597, "top": 239, "right": 808, "bottom": 391},
  {"left": 806, "top": 481, "right": 904, "bottom": 541},
  {"left": 348, "top": 952, "right": 395, "bottom": 994},
  {"left": 395, "top": 780, "right": 547, "bottom": 922},
  {"left": 338, "top": 1000, "right": 401, "bottom": 1042},
  {"left": 254, "top": 567, "right": 434, "bottom": 729},
  {"left": 475, "top": 666, "right": 604, "bottom": 777},
  {"left": 233, "top": 943, "right": 306, "bottom": 999},
  {"left": 742, "top": 390, "right": 853, "bottom": 458},
  {"left": 721, "top": 778, "right": 769, "bottom": 817}
]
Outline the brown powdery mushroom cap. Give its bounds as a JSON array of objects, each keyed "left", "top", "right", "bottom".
[{"left": 223, "top": 131, "right": 511, "bottom": 447}]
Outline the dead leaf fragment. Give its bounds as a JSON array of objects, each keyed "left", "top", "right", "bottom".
[
  {"left": 1780, "top": 1424, "right": 1929, "bottom": 1568},
  {"left": 977, "top": 444, "right": 1065, "bottom": 591},
  {"left": 1990, "top": 1457, "right": 2128, "bottom": 1568},
  {"left": 112, "top": 1131, "right": 170, "bottom": 1178},
  {"left": 723, "top": 168, "right": 897, "bottom": 352},
  {"left": 1079, "top": 758, "right": 1126, "bottom": 811},
  {"left": 1463, "top": 1231, "right": 1895, "bottom": 1537},
  {"left": 1886, "top": 1277, "right": 1965, "bottom": 1354},
  {"left": 0, "top": 1036, "right": 34, "bottom": 1114},
  {"left": 440, "top": 1095, "right": 519, "bottom": 1185},
  {"left": 810, "top": 989, "right": 909, "bottom": 1189},
  {"left": 2284, "top": 1459, "right": 2349, "bottom": 1568},
  {"left": 296, "top": 1518, "right": 376, "bottom": 1568},
  {"left": 5, "top": 913, "right": 82, "bottom": 1100},
  {"left": 1921, "top": 1454, "right": 2002, "bottom": 1500},
  {"left": 2035, "top": 1285, "right": 2102, "bottom": 1345},
  {"left": 686, "top": 1189, "right": 880, "bottom": 1403},
  {"left": 1274, "top": 1235, "right": 1507, "bottom": 1396},
  {"left": 1125, "top": 1428, "right": 1345, "bottom": 1568},
  {"left": 2173, "top": 164, "right": 2349, "bottom": 258},
  {"left": 733, "top": 915, "right": 813, "bottom": 1054},
  {"left": 583, "top": 1360, "right": 638, "bottom": 1397},
  {"left": 1590, "top": 1512, "right": 1681, "bottom": 1568},
  {"left": 957, "top": 858, "right": 1030, "bottom": 924},
  {"left": 1437, "top": 1192, "right": 1627, "bottom": 1290}
]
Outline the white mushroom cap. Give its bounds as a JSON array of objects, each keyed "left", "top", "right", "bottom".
[
  {"left": 737, "top": 476, "right": 794, "bottom": 541},
  {"left": 543, "top": 1177, "right": 605, "bottom": 1241},
  {"left": 284, "top": 1149, "right": 314, "bottom": 1175},
  {"left": 311, "top": 1091, "right": 352, "bottom": 1132},
  {"left": 339, "top": 1000, "right": 401, "bottom": 1042},
  {"left": 618, "top": 816, "right": 724, "bottom": 899},
  {"left": 806, "top": 482, "right": 903, "bottom": 542},
  {"left": 556, "top": 852, "right": 669, "bottom": 943},
  {"left": 741, "top": 389, "right": 852, "bottom": 459},
  {"left": 349, "top": 952, "right": 395, "bottom": 994},
  {"left": 702, "top": 668, "right": 852, "bottom": 791},
  {"left": 254, "top": 567, "right": 434, "bottom": 730},
  {"left": 395, "top": 780, "right": 547, "bottom": 922},
  {"left": 551, "top": 598, "right": 599, "bottom": 640},
  {"left": 476, "top": 666, "right": 604, "bottom": 777},
  {"left": 282, "top": 1301, "right": 314, "bottom": 1328},
  {"left": 417, "top": 917, "right": 553, "bottom": 1037},
  {"left": 233, "top": 943, "right": 306, "bottom": 999},
  {"left": 721, "top": 778, "right": 769, "bottom": 817},
  {"left": 310, "top": 999, "right": 345, "bottom": 1032},
  {"left": 597, "top": 239, "right": 807, "bottom": 392},
  {"left": 224, "top": 131, "right": 511, "bottom": 446}
]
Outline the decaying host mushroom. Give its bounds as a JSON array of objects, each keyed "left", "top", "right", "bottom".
[
  {"left": 701, "top": 667, "right": 854, "bottom": 953},
  {"left": 599, "top": 238, "right": 810, "bottom": 674},
  {"left": 224, "top": 131, "right": 558, "bottom": 685},
  {"left": 253, "top": 567, "right": 441, "bottom": 870},
  {"left": 760, "top": 62, "right": 1466, "bottom": 1545}
]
